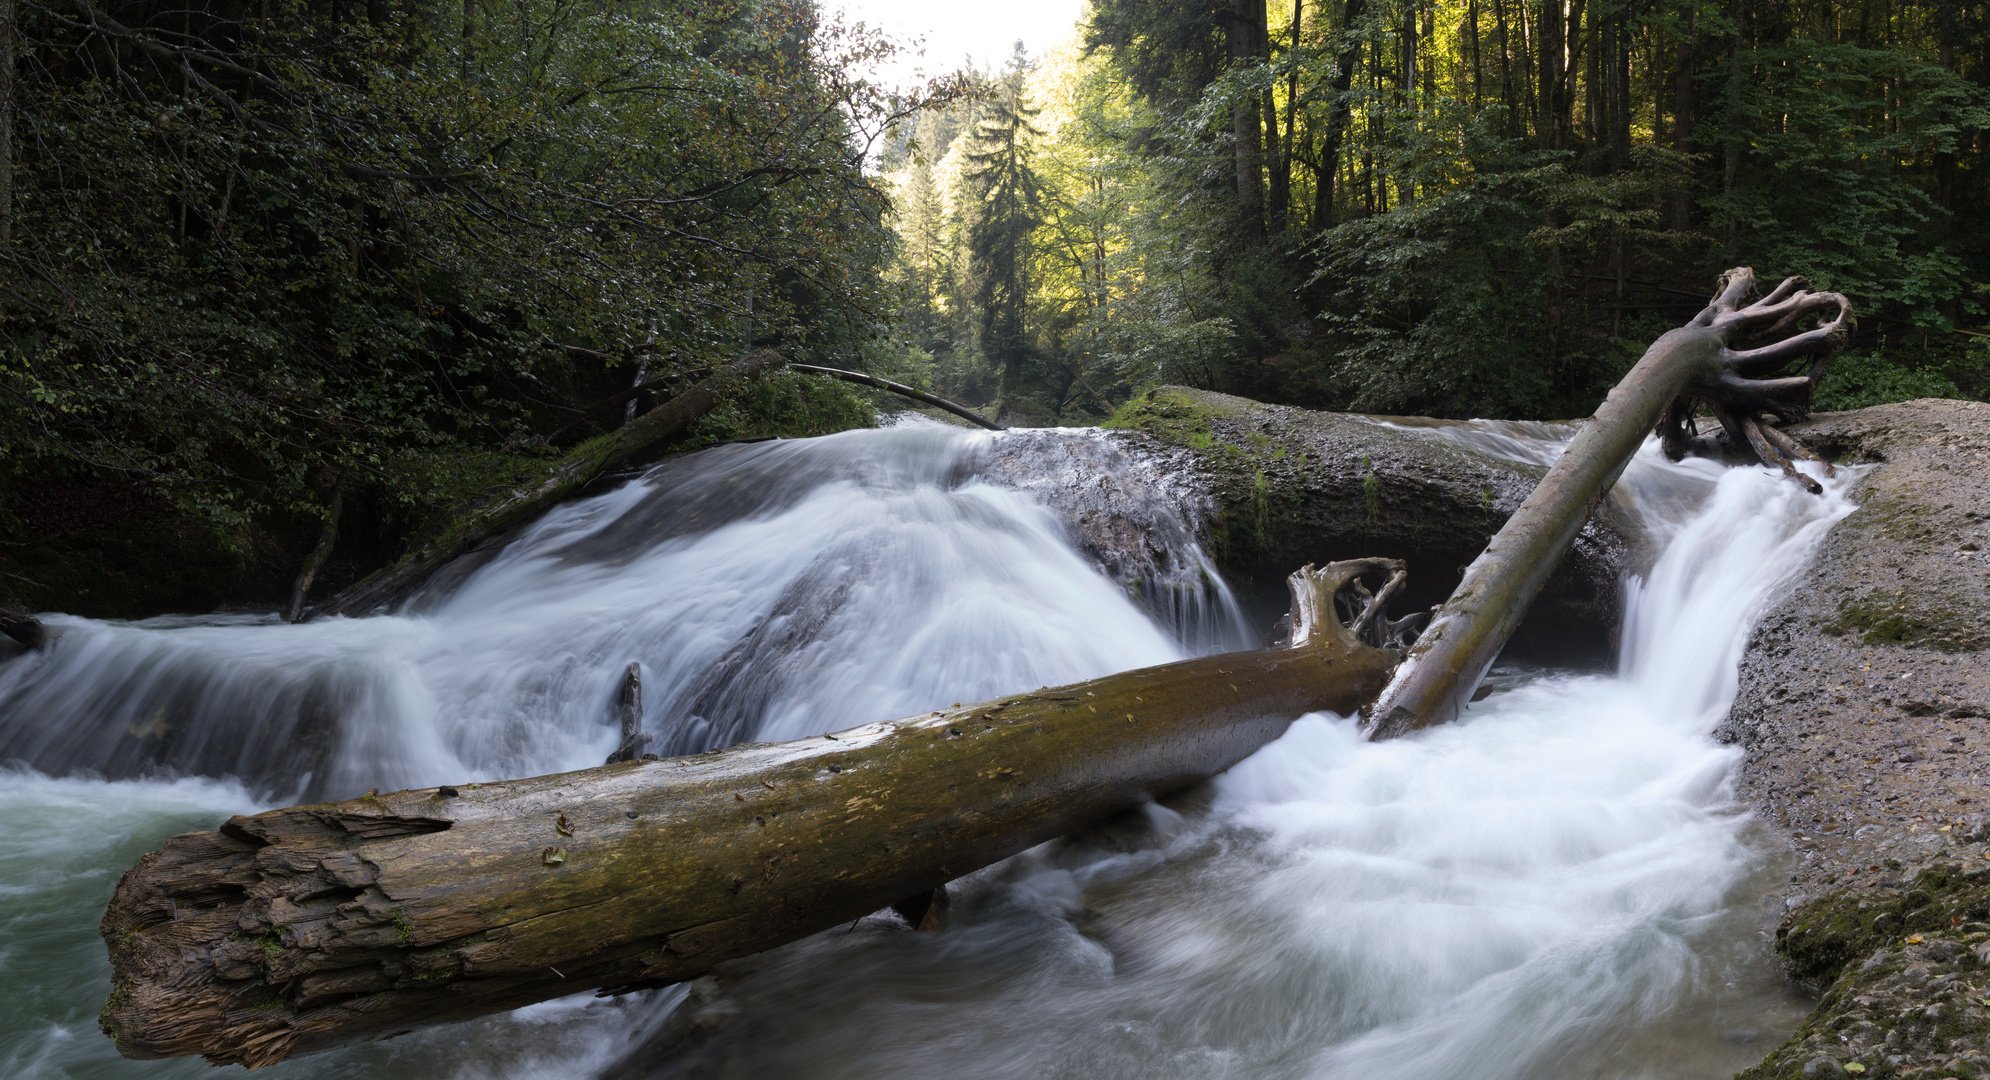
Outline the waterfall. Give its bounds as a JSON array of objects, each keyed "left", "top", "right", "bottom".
[
  {"left": 0, "top": 420, "right": 1245, "bottom": 802},
  {"left": 0, "top": 421, "right": 1853, "bottom": 1080}
]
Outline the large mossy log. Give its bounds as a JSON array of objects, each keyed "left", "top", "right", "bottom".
[
  {"left": 310, "top": 349, "right": 783, "bottom": 620},
  {"left": 100, "top": 561, "right": 1404, "bottom": 1067},
  {"left": 1362, "top": 267, "right": 1853, "bottom": 739}
]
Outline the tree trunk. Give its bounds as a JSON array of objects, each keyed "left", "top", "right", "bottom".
[
  {"left": 1311, "top": 0, "right": 1368, "bottom": 228},
  {"left": 1671, "top": 8, "right": 1695, "bottom": 230},
  {"left": 1363, "top": 268, "right": 1853, "bottom": 739},
  {"left": 309, "top": 349, "right": 783, "bottom": 620},
  {"left": 0, "top": 0, "right": 13, "bottom": 249},
  {"left": 286, "top": 473, "right": 346, "bottom": 623},
  {"left": 100, "top": 562, "right": 1406, "bottom": 1067},
  {"left": 1230, "top": 0, "right": 1266, "bottom": 236}
]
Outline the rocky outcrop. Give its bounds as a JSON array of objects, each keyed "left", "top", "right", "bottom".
[
  {"left": 1712, "top": 398, "right": 1990, "bottom": 1079},
  {"left": 1097, "top": 386, "right": 1643, "bottom": 663}
]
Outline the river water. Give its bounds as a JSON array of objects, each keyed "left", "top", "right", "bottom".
[{"left": 0, "top": 419, "right": 1852, "bottom": 1079}]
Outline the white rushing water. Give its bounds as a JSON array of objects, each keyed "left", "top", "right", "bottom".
[{"left": 0, "top": 421, "right": 1853, "bottom": 1080}]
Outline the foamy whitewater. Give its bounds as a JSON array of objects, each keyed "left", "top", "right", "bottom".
[{"left": 0, "top": 420, "right": 1854, "bottom": 1080}]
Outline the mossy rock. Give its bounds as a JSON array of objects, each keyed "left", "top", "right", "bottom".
[
  {"left": 1106, "top": 386, "right": 1640, "bottom": 664},
  {"left": 1738, "top": 865, "right": 1990, "bottom": 1080}
]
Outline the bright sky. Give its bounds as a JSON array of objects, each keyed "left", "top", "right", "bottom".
[{"left": 827, "top": 0, "right": 1088, "bottom": 88}]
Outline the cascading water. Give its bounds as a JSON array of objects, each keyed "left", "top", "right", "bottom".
[
  {"left": 0, "top": 418, "right": 1852, "bottom": 1080},
  {"left": 0, "top": 422, "right": 1245, "bottom": 802}
]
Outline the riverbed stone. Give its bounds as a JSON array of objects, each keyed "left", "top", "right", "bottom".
[{"left": 1717, "top": 398, "right": 1990, "bottom": 1079}]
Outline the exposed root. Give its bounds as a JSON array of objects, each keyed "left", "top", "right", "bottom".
[
  {"left": 1741, "top": 415, "right": 1823, "bottom": 495},
  {"left": 1282, "top": 559, "right": 1419, "bottom": 652},
  {"left": 1663, "top": 268, "right": 1855, "bottom": 492}
]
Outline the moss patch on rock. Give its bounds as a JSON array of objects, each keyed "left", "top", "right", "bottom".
[
  {"left": 1739, "top": 865, "right": 1990, "bottom": 1079},
  {"left": 1822, "top": 596, "right": 1985, "bottom": 651}
]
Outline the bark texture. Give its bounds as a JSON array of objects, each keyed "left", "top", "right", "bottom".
[
  {"left": 309, "top": 349, "right": 783, "bottom": 620},
  {"left": 1364, "top": 267, "right": 1852, "bottom": 739},
  {"left": 99, "top": 561, "right": 1403, "bottom": 1067}
]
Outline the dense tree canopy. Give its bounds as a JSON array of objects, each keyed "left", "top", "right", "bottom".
[
  {"left": 880, "top": 0, "right": 1990, "bottom": 424},
  {"left": 0, "top": 0, "right": 954, "bottom": 556}
]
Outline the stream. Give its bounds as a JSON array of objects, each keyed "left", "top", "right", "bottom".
[{"left": 1, "top": 418, "right": 1853, "bottom": 1079}]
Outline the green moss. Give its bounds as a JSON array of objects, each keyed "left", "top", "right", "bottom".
[
  {"left": 392, "top": 912, "right": 415, "bottom": 945},
  {"left": 1736, "top": 865, "right": 1990, "bottom": 1080},
  {"left": 99, "top": 976, "right": 133, "bottom": 1025},
  {"left": 1822, "top": 597, "right": 1983, "bottom": 651},
  {"left": 1102, "top": 388, "right": 1219, "bottom": 447},
  {"left": 1776, "top": 865, "right": 1990, "bottom": 988}
]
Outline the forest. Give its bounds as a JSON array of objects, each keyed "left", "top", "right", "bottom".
[
  {"left": 884, "top": 0, "right": 1990, "bottom": 425},
  {"left": 0, "top": 0, "right": 1985, "bottom": 612}
]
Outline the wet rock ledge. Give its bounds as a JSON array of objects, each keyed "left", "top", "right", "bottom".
[
  {"left": 1095, "top": 386, "right": 1642, "bottom": 662},
  {"left": 1718, "top": 398, "right": 1990, "bottom": 1079}
]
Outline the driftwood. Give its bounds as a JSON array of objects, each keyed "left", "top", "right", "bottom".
[
  {"left": 100, "top": 560, "right": 1405, "bottom": 1067},
  {"left": 1363, "top": 267, "right": 1852, "bottom": 740},
  {"left": 310, "top": 349, "right": 783, "bottom": 620},
  {"left": 789, "top": 363, "right": 1005, "bottom": 431}
]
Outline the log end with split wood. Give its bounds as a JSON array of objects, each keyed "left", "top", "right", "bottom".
[
  {"left": 99, "top": 560, "right": 1411, "bottom": 1067},
  {"left": 1363, "top": 267, "right": 1854, "bottom": 741}
]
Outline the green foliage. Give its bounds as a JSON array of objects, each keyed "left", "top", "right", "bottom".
[
  {"left": 1705, "top": 39, "right": 1990, "bottom": 326},
  {"left": 1814, "top": 352, "right": 1965, "bottom": 412},
  {"left": 0, "top": 0, "right": 945, "bottom": 566}
]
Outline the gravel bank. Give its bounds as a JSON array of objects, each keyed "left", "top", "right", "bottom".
[{"left": 1716, "top": 398, "right": 1990, "bottom": 1079}]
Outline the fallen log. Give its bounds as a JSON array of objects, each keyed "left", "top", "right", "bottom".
[
  {"left": 1363, "top": 267, "right": 1852, "bottom": 740},
  {"left": 100, "top": 560, "right": 1406, "bottom": 1067},
  {"left": 309, "top": 349, "right": 784, "bottom": 620},
  {"left": 789, "top": 363, "right": 1005, "bottom": 431}
]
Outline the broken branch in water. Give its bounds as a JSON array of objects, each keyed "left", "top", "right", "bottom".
[
  {"left": 605, "top": 662, "right": 648, "bottom": 764},
  {"left": 285, "top": 472, "right": 346, "bottom": 623},
  {"left": 0, "top": 609, "right": 45, "bottom": 649}
]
